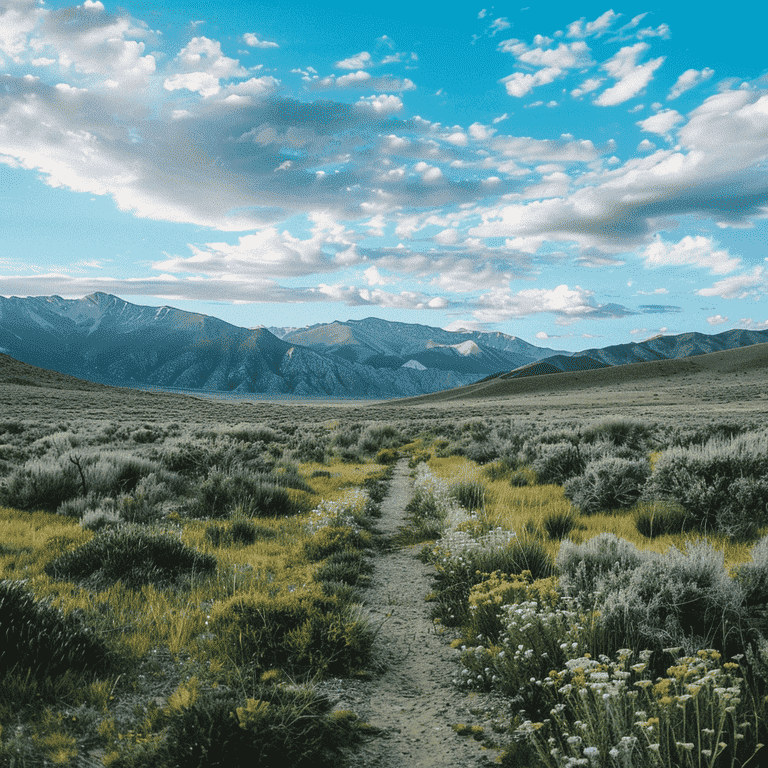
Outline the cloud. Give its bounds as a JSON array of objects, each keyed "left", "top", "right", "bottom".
[
  {"left": 313, "top": 72, "right": 415, "bottom": 91},
  {"left": 698, "top": 266, "right": 768, "bottom": 300},
  {"left": 315, "top": 283, "right": 450, "bottom": 309},
  {"left": 472, "top": 90, "right": 768, "bottom": 253},
  {"left": 637, "top": 108, "right": 683, "bottom": 135},
  {"left": 567, "top": 10, "right": 620, "bottom": 38},
  {"left": 668, "top": 67, "right": 714, "bottom": 100},
  {"left": 243, "top": 32, "right": 278, "bottom": 49},
  {"left": 154, "top": 222, "right": 358, "bottom": 280},
  {"left": 571, "top": 77, "right": 603, "bottom": 98},
  {"left": 336, "top": 51, "right": 372, "bottom": 69},
  {"left": 472, "top": 283, "right": 634, "bottom": 322},
  {"left": 499, "top": 40, "right": 591, "bottom": 98},
  {"left": 356, "top": 94, "right": 403, "bottom": 114},
  {"left": 594, "top": 43, "right": 664, "bottom": 106},
  {"left": 642, "top": 235, "right": 741, "bottom": 275},
  {"left": 706, "top": 314, "right": 729, "bottom": 325},
  {"left": 739, "top": 317, "right": 768, "bottom": 330}
]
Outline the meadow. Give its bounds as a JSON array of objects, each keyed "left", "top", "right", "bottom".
[{"left": 0, "top": 351, "right": 767, "bottom": 767}]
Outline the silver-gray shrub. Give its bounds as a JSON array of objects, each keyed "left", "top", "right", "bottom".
[
  {"left": 734, "top": 534, "right": 768, "bottom": 638},
  {"left": 563, "top": 456, "right": 651, "bottom": 515},
  {"left": 557, "top": 533, "right": 648, "bottom": 602},
  {"left": 600, "top": 540, "right": 745, "bottom": 658},
  {"left": 643, "top": 429, "right": 768, "bottom": 537}
]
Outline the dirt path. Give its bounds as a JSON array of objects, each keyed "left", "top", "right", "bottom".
[{"left": 325, "top": 459, "right": 499, "bottom": 767}]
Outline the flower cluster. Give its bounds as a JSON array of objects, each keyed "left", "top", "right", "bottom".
[
  {"left": 305, "top": 488, "right": 370, "bottom": 535},
  {"left": 513, "top": 648, "right": 761, "bottom": 768}
]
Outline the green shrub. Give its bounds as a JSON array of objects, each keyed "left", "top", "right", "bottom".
[
  {"left": 634, "top": 500, "right": 690, "bottom": 538},
  {"left": 542, "top": 510, "right": 576, "bottom": 540},
  {"left": 375, "top": 447, "right": 399, "bottom": 464},
  {"left": 733, "top": 535, "right": 768, "bottom": 638},
  {"left": 563, "top": 456, "right": 650, "bottom": 515},
  {"left": 644, "top": 431, "right": 768, "bottom": 537},
  {"left": 0, "top": 580, "right": 111, "bottom": 681},
  {"left": 480, "top": 458, "right": 516, "bottom": 481},
  {"left": 44, "top": 525, "right": 217, "bottom": 589},
  {"left": 303, "top": 526, "right": 372, "bottom": 561},
  {"left": 0, "top": 458, "right": 81, "bottom": 511},
  {"left": 314, "top": 549, "right": 373, "bottom": 587},
  {"left": 531, "top": 443, "right": 586, "bottom": 485},
  {"left": 210, "top": 585, "right": 373, "bottom": 676},
  {"left": 449, "top": 481, "right": 486, "bottom": 511},
  {"left": 581, "top": 417, "right": 653, "bottom": 451},
  {"left": 164, "top": 684, "right": 365, "bottom": 768},
  {"left": 509, "top": 467, "right": 535, "bottom": 487},
  {"left": 192, "top": 469, "right": 300, "bottom": 519}
]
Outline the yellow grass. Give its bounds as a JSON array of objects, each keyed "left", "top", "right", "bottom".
[{"left": 425, "top": 456, "right": 761, "bottom": 569}]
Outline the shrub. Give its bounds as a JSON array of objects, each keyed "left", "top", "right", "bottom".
[
  {"left": 303, "top": 526, "right": 372, "bottom": 562},
  {"left": 375, "top": 447, "right": 399, "bottom": 465},
  {"left": 163, "top": 684, "right": 365, "bottom": 768},
  {"left": 644, "top": 431, "right": 768, "bottom": 537},
  {"left": 508, "top": 467, "right": 535, "bottom": 487},
  {"left": 314, "top": 549, "right": 373, "bottom": 587},
  {"left": 424, "top": 528, "right": 552, "bottom": 627},
  {"left": 0, "top": 580, "right": 111, "bottom": 681},
  {"left": 192, "top": 469, "right": 300, "bottom": 519},
  {"left": 542, "top": 510, "right": 576, "bottom": 540},
  {"left": 0, "top": 458, "right": 81, "bottom": 511},
  {"left": 581, "top": 417, "right": 653, "bottom": 451},
  {"left": 634, "top": 500, "right": 690, "bottom": 538},
  {"left": 44, "top": 525, "right": 217, "bottom": 589},
  {"left": 449, "top": 480, "right": 486, "bottom": 511},
  {"left": 563, "top": 456, "right": 650, "bottom": 515},
  {"left": 480, "top": 458, "right": 515, "bottom": 481},
  {"left": 557, "top": 533, "right": 647, "bottom": 601},
  {"left": 466, "top": 571, "right": 560, "bottom": 644},
  {"left": 733, "top": 535, "right": 768, "bottom": 638},
  {"left": 210, "top": 585, "right": 373, "bottom": 676},
  {"left": 531, "top": 443, "right": 586, "bottom": 485},
  {"left": 601, "top": 540, "right": 745, "bottom": 660}
]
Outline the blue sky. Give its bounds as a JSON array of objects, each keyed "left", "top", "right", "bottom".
[{"left": 1, "top": 0, "right": 767, "bottom": 350}]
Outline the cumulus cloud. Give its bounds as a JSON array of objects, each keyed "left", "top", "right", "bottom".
[
  {"left": 668, "top": 67, "right": 714, "bottom": 100},
  {"left": 567, "top": 10, "right": 621, "bottom": 38},
  {"left": 594, "top": 43, "right": 664, "bottom": 106},
  {"left": 698, "top": 266, "right": 768, "bottom": 300},
  {"left": 643, "top": 236, "right": 741, "bottom": 275},
  {"left": 336, "top": 51, "right": 372, "bottom": 69},
  {"left": 472, "top": 90, "right": 768, "bottom": 253},
  {"left": 356, "top": 94, "right": 403, "bottom": 114},
  {"left": 472, "top": 283, "right": 634, "bottom": 323},
  {"left": 637, "top": 108, "right": 683, "bottom": 135},
  {"left": 243, "top": 32, "right": 278, "bottom": 49},
  {"left": 706, "top": 314, "right": 729, "bottom": 325}
]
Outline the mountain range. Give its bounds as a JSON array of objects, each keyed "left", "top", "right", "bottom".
[{"left": 1, "top": 292, "right": 766, "bottom": 398}]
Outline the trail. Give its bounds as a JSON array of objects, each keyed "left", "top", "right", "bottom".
[{"left": 329, "top": 459, "right": 498, "bottom": 767}]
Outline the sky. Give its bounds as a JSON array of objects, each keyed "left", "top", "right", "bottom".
[{"left": 0, "top": 0, "right": 767, "bottom": 351}]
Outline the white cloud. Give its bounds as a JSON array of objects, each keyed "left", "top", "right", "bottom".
[
  {"left": 243, "top": 32, "right": 278, "bottom": 49},
  {"left": 501, "top": 67, "right": 562, "bottom": 97},
  {"left": 0, "top": 0, "right": 43, "bottom": 61},
  {"left": 571, "top": 77, "right": 603, "bottom": 98},
  {"left": 336, "top": 51, "right": 372, "bottom": 69},
  {"left": 643, "top": 236, "right": 741, "bottom": 275},
  {"left": 698, "top": 266, "right": 768, "bottom": 300},
  {"left": 314, "top": 72, "right": 415, "bottom": 91},
  {"left": 594, "top": 43, "right": 664, "bottom": 106},
  {"left": 668, "top": 67, "right": 714, "bottom": 100},
  {"left": 356, "top": 94, "right": 403, "bottom": 114},
  {"left": 490, "top": 18, "right": 511, "bottom": 35},
  {"left": 637, "top": 138, "right": 656, "bottom": 152},
  {"left": 706, "top": 314, "right": 729, "bottom": 325},
  {"left": 739, "top": 317, "right": 768, "bottom": 330},
  {"left": 164, "top": 71, "right": 221, "bottom": 97},
  {"left": 472, "top": 283, "right": 627, "bottom": 322},
  {"left": 637, "top": 108, "right": 683, "bottom": 135},
  {"left": 567, "top": 10, "right": 620, "bottom": 38},
  {"left": 175, "top": 36, "right": 245, "bottom": 79}
]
